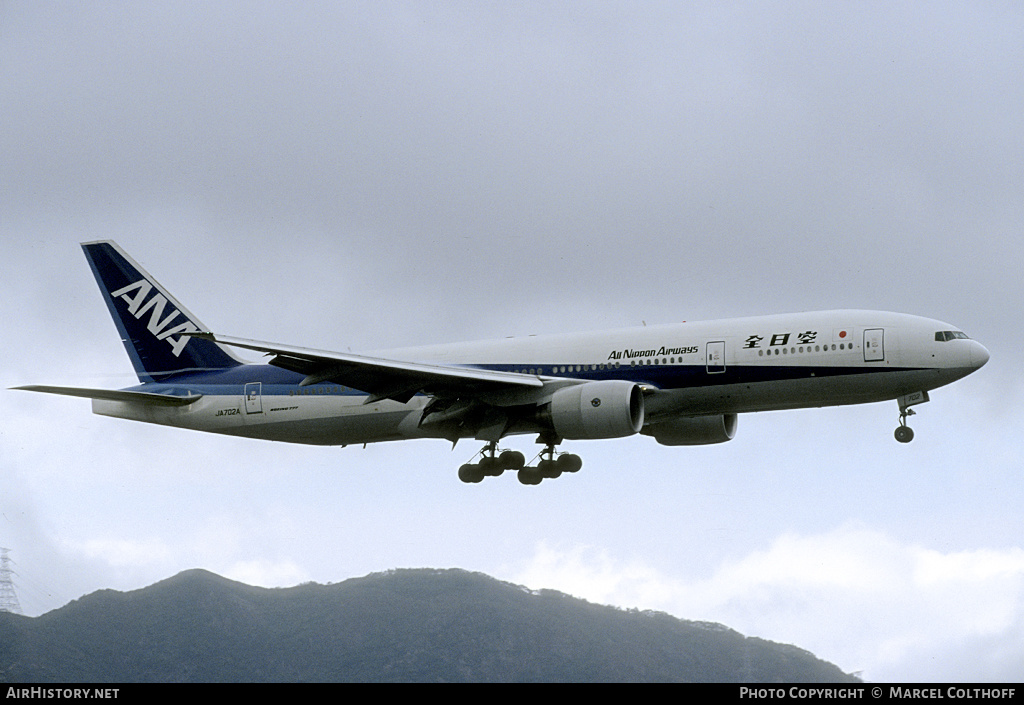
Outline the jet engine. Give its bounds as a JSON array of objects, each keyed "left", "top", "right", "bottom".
[
  {"left": 641, "top": 413, "right": 738, "bottom": 446},
  {"left": 541, "top": 380, "right": 644, "bottom": 440}
]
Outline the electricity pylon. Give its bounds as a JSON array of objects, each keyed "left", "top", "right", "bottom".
[{"left": 0, "top": 548, "right": 24, "bottom": 615}]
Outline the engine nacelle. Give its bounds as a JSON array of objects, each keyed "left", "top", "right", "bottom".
[
  {"left": 642, "top": 414, "right": 738, "bottom": 446},
  {"left": 544, "top": 381, "right": 644, "bottom": 440}
]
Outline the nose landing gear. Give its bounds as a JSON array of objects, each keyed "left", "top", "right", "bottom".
[
  {"left": 895, "top": 410, "right": 915, "bottom": 443},
  {"left": 894, "top": 391, "right": 929, "bottom": 443}
]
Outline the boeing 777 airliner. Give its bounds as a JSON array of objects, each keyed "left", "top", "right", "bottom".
[{"left": 15, "top": 241, "right": 989, "bottom": 484}]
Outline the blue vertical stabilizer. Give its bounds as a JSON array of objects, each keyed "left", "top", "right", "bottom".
[{"left": 82, "top": 241, "right": 243, "bottom": 382}]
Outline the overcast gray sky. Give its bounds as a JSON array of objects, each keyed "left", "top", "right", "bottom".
[{"left": 2, "top": 1, "right": 1023, "bottom": 682}]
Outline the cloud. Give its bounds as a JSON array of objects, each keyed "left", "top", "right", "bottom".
[
  {"left": 73, "top": 537, "right": 176, "bottom": 572},
  {"left": 223, "top": 559, "right": 309, "bottom": 589},
  {"left": 60, "top": 509, "right": 315, "bottom": 594},
  {"left": 508, "top": 527, "right": 1024, "bottom": 682}
]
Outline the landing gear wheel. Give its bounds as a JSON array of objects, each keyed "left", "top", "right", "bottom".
[
  {"left": 556, "top": 453, "right": 583, "bottom": 473},
  {"left": 894, "top": 425, "right": 914, "bottom": 443},
  {"left": 458, "top": 463, "right": 484, "bottom": 483},
  {"left": 479, "top": 456, "right": 504, "bottom": 477},
  {"left": 498, "top": 450, "right": 526, "bottom": 470},
  {"left": 537, "top": 458, "right": 561, "bottom": 479},
  {"left": 517, "top": 467, "right": 542, "bottom": 485}
]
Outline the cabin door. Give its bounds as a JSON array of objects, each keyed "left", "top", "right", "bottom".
[
  {"left": 706, "top": 341, "right": 726, "bottom": 374},
  {"left": 864, "top": 329, "right": 885, "bottom": 362},
  {"left": 244, "top": 382, "right": 263, "bottom": 414}
]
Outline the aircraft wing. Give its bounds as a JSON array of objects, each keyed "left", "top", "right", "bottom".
[
  {"left": 12, "top": 385, "right": 204, "bottom": 406},
  {"left": 187, "top": 333, "right": 544, "bottom": 404}
]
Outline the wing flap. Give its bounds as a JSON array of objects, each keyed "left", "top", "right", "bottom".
[{"left": 13, "top": 385, "right": 203, "bottom": 406}]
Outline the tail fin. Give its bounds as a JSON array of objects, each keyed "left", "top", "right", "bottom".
[{"left": 82, "top": 241, "right": 244, "bottom": 382}]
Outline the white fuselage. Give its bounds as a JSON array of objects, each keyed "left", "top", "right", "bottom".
[{"left": 92, "top": 310, "right": 989, "bottom": 447}]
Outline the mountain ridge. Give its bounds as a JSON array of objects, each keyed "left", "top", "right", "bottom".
[{"left": 0, "top": 567, "right": 859, "bottom": 683}]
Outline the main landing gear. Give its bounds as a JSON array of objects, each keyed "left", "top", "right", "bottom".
[
  {"left": 458, "top": 441, "right": 582, "bottom": 485},
  {"left": 516, "top": 444, "right": 583, "bottom": 486},
  {"left": 457, "top": 441, "right": 525, "bottom": 483}
]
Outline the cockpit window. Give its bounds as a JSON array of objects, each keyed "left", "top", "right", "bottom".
[{"left": 935, "top": 331, "right": 970, "bottom": 342}]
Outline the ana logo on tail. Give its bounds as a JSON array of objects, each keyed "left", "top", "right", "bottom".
[{"left": 109, "top": 279, "right": 199, "bottom": 357}]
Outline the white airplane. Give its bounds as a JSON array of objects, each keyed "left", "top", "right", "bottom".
[{"left": 15, "top": 241, "right": 989, "bottom": 485}]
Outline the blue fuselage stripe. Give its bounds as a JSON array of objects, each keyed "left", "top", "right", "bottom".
[{"left": 127, "top": 362, "right": 920, "bottom": 397}]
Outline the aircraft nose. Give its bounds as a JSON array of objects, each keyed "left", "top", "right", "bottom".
[{"left": 970, "top": 340, "right": 990, "bottom": 369}]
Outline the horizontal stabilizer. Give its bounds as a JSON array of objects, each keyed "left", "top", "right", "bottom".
[{"left": 12, "top": 385, "right": 203, "bottom": 407}]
